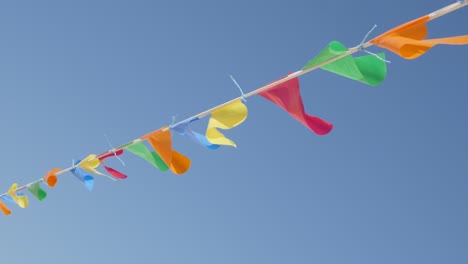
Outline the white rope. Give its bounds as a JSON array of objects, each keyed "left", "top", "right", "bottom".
[{"left": 1, "top": 0, "right": 465, "bottom": 199}]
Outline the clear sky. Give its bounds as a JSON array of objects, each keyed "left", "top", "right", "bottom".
[{"left": 0, "top": 1, "right": 467, "bottom": 263}]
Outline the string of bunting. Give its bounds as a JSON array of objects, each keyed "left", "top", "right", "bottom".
[{"left": 1, "top": 1, "right": 467, "bottom": 216}]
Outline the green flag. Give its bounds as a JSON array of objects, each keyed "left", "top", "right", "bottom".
[
  {"left": 303, "top": 41, "right": 386, "bottom": 86},
  {"left": 126, "top": 142, "right": 169, "bottom": 172},
  {"left": 28, "top": 182, "right": 47, "bottom": 201}
]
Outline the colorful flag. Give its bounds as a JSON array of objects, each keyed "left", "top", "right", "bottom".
[
  {"left": 27, "top": 182, "right": 47, "bottom": 201},
  {"left": 205, "top": 99, "right": 247, "bottom": 147},
  {"left": 259, "top": 76, "right": 333, "bottom": 135},
  {"left": 304, "top": 41, "right": 387, "bottom": 86},
  {"left": 172, "top": 118, "right": 220, "bottom": 149},
  {"left": 370, "top": 15, "right": 468, "bottom": 59},
  {"left": 142, "top": 128, "right": 191, "bottom": 175},
  {"left": 43, "top": 168, "right": 61, "bottom": 188},
  {"left": 7, "top": 183, "right": 29, "bottom": 208},
  {"left": 98, "top": 150, "right": 128, "bottom": 179},
  {"left": 125, "top": 141, "right": 169, "bottom": 172},
  {"left": 0, "top": 2, "right": 465, "bottom": 217}
]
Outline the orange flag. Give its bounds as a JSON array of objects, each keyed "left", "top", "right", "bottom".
[
  {"left": 142, "top": 128, "right": 191, "bottom": 175},
  {"left": 43, "top": 168, "right": 61, "bottom": 187},
  {"left": 370, "top": 15, "right": 468, "bottom": 59},
  {"left": 0, "top": 200, "right": 11, "bottom": 216}
]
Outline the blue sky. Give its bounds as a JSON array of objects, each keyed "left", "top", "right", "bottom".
[{"left": 0, "top": 1, "right": 467, "bottom": 263}]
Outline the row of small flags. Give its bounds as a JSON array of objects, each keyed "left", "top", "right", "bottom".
[{"left": 1, "top": 3, "right": 467, "bottom": 216}]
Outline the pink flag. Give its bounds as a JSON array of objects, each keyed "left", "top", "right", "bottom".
[{"left": 259, "top": 76, "right": 333, "bottom": 135}]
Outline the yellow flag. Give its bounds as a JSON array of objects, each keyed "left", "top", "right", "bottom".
[
  {"left": 206, "top": 99, "right": 248, "bottom": 147},
  {"left": 7, "top": 183, "right": 29, "bottom": 208},
  {"left": 78, "top": 154, "right": 107, "bottom": 176}
]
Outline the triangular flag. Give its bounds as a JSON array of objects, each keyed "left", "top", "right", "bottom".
[
  {"left": 98, "top": 150, "right": 128, "bottom": 179},
  {"left": 0, "top": 199, "right": 11, "bottom": 216},
  {"left": 205, "top": 99, "right": 247, "bottom": 147},
  {"left": 142, "top": 128, "right": 191, "bottom": 175},
  {"left": 78, "top": 154, "right": 107, "bottom": 176},
  {"left": 370, "top": 15, "right": 468, "bottom": 59},
  {"left": 259, "top": 76, "right": 333, "bottom": 135},
  {"left": 303, "top": 41, "right": 387, "bottom": 86},
  {"left": 125, "top": 141, "right": 169, "bottom": 172},
  {"left": 172, "top": 118, "right": 220, "bottom": 149},
  {"left": 27, "top": 182, "right": 47, "bottom": 201},
  {"left": 7, "top": 183, "right": 29, "bottom": 208},
  {"left": 71, "top": 160, "right": 95, "bottom": 191},
  {"left": 43, "top": 168, "right": 61, "bottom": 188}
]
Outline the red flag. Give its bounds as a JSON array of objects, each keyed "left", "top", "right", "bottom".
[
  {"left": 259, "top": 76, "right": 333, "bottom": 135},
  {"left": 98, "top": 149, "right": 128, "bottom": 179}
]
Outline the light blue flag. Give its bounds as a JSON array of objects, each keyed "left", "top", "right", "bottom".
[
  {"left": 172, "top": 118, "right": 220, "bottom": 149},
  {"left": 1, "top": 195, "right": 14, "bottom": 203},
  {"left": 71, "top": 160, "right": 95, "bottom": 191}
]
